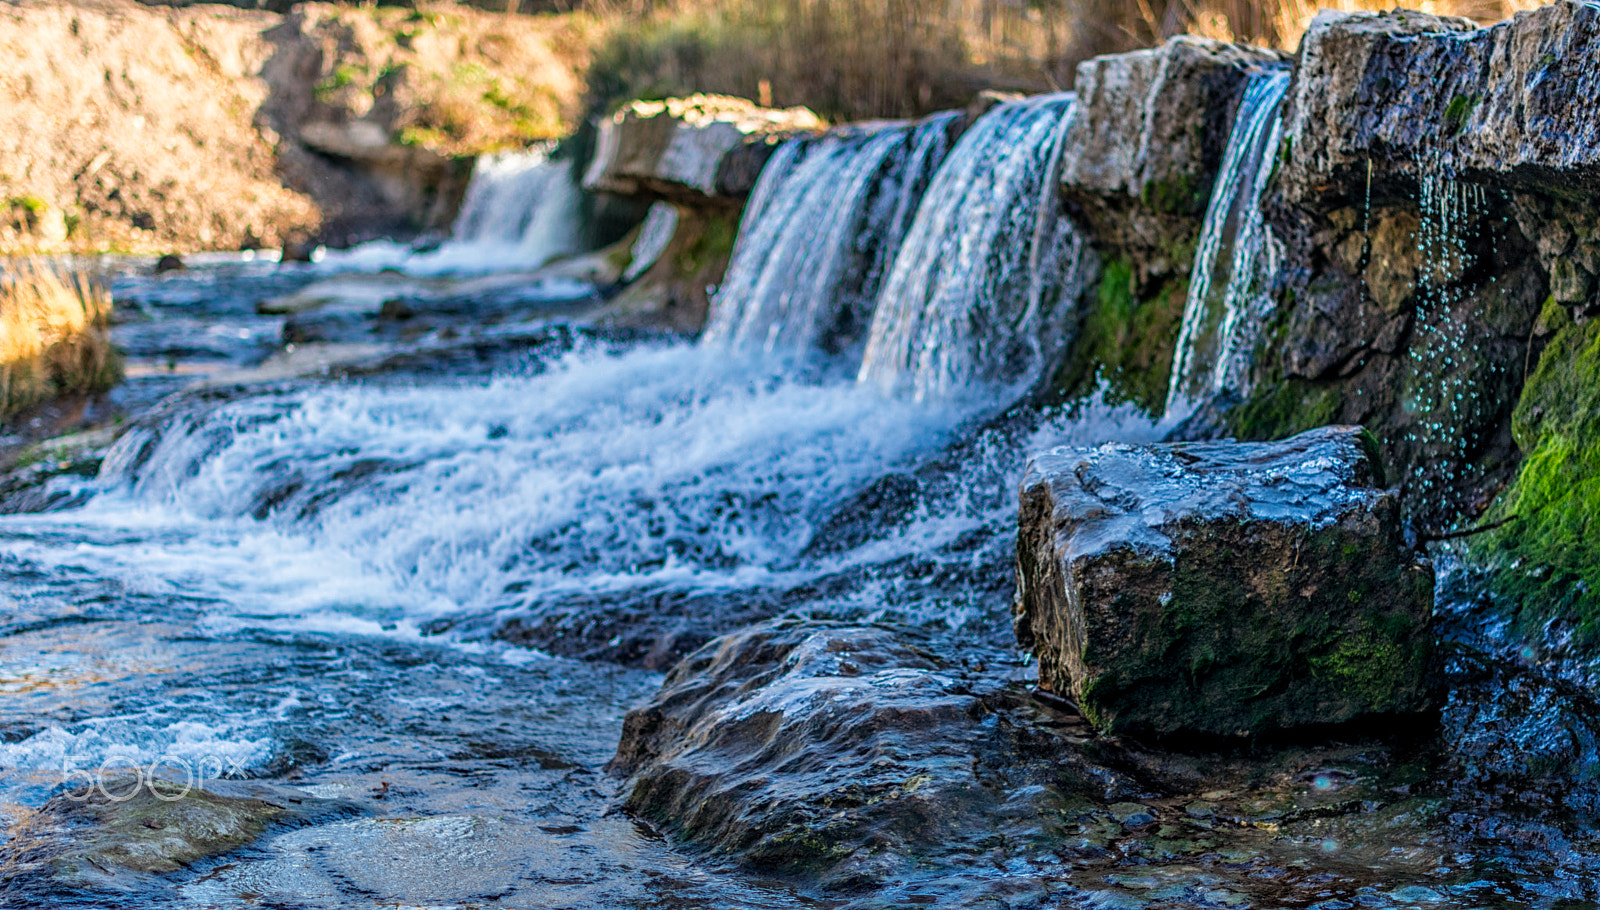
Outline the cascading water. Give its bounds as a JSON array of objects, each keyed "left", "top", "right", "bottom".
[
  {"left": 856, "top": 94, "right": 1089, "bottom": 402},
  {"left": 318, "top": 146, "right": 585, "bottom": 276},
  {"left": 700, "top": 114, "right": 958, "bottom": 358},
  {"left": 1165, "top": 68, "right": 1292, "bottom": 422},
  {"left": 622, "top": 202, "right": 679, "bottom": 283}
]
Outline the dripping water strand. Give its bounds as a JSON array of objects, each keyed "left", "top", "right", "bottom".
[{"left": 1165, "top": 69, "right": 1292, "bottom": 421}]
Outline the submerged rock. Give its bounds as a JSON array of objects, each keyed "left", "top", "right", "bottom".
[
  {"left": 582, "top": 95, "right": 825, "bottom": 207},
  {"left": 0, "top": 776, "right": 359, "bottom": 899},
  {"left": 1014, "top": 425, "right": 1435, "bottom": 739},
  {"left": 611, "top": 619, "right": 1132, "bottom": 886}
]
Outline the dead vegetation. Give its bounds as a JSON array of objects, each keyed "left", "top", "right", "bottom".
[
  {"left": 582, "top": 0, "right": 1551, "bottom": 121},
  {"left": 0, "top": 259, "right": 121, "bottom": 419}
]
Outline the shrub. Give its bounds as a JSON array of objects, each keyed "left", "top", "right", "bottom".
[{"left": 0, "top": 259, "right": 122, "bottom": 419}]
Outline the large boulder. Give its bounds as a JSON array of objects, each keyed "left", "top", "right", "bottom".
[
  {"left": 1013, "top": 425, "right": 1435, "bottom": 739},
  {"left": 582, "top": 95, "right": 825, "bottom": 207}
]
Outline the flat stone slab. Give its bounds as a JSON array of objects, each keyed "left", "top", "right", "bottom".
[
  {"left": 582, "top": 94, "right": 825, "bottom": 205},
  {"left": 1013, "top": 426, "right": 1434, "bottom": 739}
]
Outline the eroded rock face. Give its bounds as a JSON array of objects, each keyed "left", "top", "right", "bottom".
[
  {"left": 1279, "top": 3, "right": 1600, "bottom": 211},
  {"left": 611, "top": 619, "right": 1130, "bottom": 886},
  {"left": 1061, "top": 36, "right": 1287, "bottom": 221},
  {"left": 582, "top": 95, "right": 825, "bottom": 207},
  {"left": 1014, "top": 426, "right": 1434, "bottom": 739}
]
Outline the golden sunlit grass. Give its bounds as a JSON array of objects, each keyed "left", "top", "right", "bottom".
[
  {"left": 1136, "top": 0, "right": 1550, "bottom": 49},
  {"left": 584, "top": 0, "right": 1556, "bottom": 121},
  {"left": 0, "top": 259, "right": 121, "bottom": 419}
]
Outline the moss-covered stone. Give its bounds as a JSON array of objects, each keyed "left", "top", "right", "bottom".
[
  {"left": 1479, "top": 317, "right": 1600, "bottom": 643},
  {"left": 1052, "top": 256, "right": 1189, "bottom": 415},
  {"left": 602, "top": 206, "right": 738, "bottom": 334},
  {"left": 1225, "top": 375, "right": 1343, "bottom": 441},
  {"left": 1014, "top": 427, "right": 1434, "bottom": 739}
]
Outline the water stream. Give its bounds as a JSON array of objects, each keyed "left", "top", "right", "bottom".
[
  {"left": 318, "top": 147, "right": 585, "bottom": 276},
  {"left": 702, "top": 114, "right": 957, "bottom": 359},
  {"left": 858, "top": 94, "right": 1090, "bottom": 401},
  {"left": 1165, "top": 68, "right": 1291, "bottom": 421}
]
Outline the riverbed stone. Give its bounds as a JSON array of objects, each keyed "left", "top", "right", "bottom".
[
  {"left": 1013, "top": 425, "right": 1435, "bottom": 739},
  {"left": 611, "top": 619, "right": 1134, "bottom": 886},
  {"left": 0, "top": 775, "right": 360, "bottom": 898},
  {"left": 582, "top": 95, "right": 825, "bottom": 206}
]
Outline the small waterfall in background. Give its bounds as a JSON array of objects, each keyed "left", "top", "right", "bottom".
[
  {"left": 319, "top": 145, "right": 585, "bottom": 276},
  {"left": 1164, "top": 68, "right": 1291, "bottom": 422},
  {"left": 700, "top": 114, "right": 959, "bottom": 357},
  {"left": 856, "top": 94, "right": 1089, "bottom": 402},
  {"left": 622, "top": 202, "right": 680, "bottom": 283}
]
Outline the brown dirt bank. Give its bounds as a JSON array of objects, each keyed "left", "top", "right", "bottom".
[{"left": 0, "top": 0, "right": 593, "bottom": 253}]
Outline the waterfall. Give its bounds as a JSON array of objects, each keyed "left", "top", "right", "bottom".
[
  {"left": 1164, "top": 69, "right": 1292, "bottom": 421},
  {"left": 622, "top": 202, "right": 679, "bottom": 283},
  {"left": 318, "top": 146, "right": 585, "bottom": 276},
  {"left": 856, "top": 94, "right": 1089, "bottom": 402},
  {"left": 701, "top": 114, "right": 959, "bottom": 357}
]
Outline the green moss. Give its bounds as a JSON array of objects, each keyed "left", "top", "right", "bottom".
[
  {"left": 1534, "top": 294, "right": 1571, "bottom": 337},
  {"left": 676, "top": 211, "right": 737, "bottom": 276},
  {"left": 1442, "top": 93, "right": 1479, "bottom": 136},
  {"left": 1309, "top": 628, "right": 1404, "bottom": 706},
  {"left": 1052, "top": 256, "right": 1188, "bottom": 416},
  {"left": 1478, "top": 317, "right": 1600, "bottom": 644},
  {"left": 314, "top": 63, "right": 367, "bottom": 102},
  {"left": 1140, "top": 174, "right": 1202, "bottom": 217},
  {"left": 1224, "top": 377, "right": 1342, "bottom": 441}
]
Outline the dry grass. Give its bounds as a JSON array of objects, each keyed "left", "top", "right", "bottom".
[
  {"left": 1126, "top": 0, "right": 1549, "bottom": 49},
  {"left": 583, "top": 0, "right": 1554, "bottom": 121},
  {"left": 0, "top": 259, "right": 121, "bottom": 418}
]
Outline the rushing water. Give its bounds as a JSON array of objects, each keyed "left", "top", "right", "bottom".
[
  {"left": 701, "top": 114, "right": 957, "bottom": 359},
  {"left": 857, "top": 94, "right": 1090, "bottom": 401},
  {"left": 1165, "top": 68, "right": 1291, "bottom": 421}
]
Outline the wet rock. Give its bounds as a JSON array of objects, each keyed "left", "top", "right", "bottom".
[
  {"left": 0, "top": 776, "right": 360, "bottom": 899},
  {"left": 153, "top": 254, "right": 186, "bottom": 275},
  {"left": 582, "top": 95, "right": 825, "bottom": 207},
  {"left": 611, "top": 619, "right": 1132, "bottom": 886},
  {"left": 1014, "top": 425, "right": 1435, "bottom": 739},
  {"left": 1061, "top": 36, "right": 1287, "bottom": 221},
  {"left": 1279, "top": 4, "right": 1600, "bottom": 209},
  {"left": 598, "top": 206, "right": 738, "bottom": 334},
  {"left": 297, "top": 120, "right": 472, "bottom": 238}
]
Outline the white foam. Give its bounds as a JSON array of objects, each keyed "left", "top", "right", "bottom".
[{"left": 9, "top": 342, "right": 975, "bottom": 632}]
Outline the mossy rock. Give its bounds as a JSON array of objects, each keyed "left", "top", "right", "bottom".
[
  {"left": 1052, "top": 256, "right": 1189, "bottom": 415},
  {"left": 1477, "top": 317, "right": 1600, "bottom": 645},
  {"left": 1015, "top": 426, "right": 1434, "bottom": 739}
]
